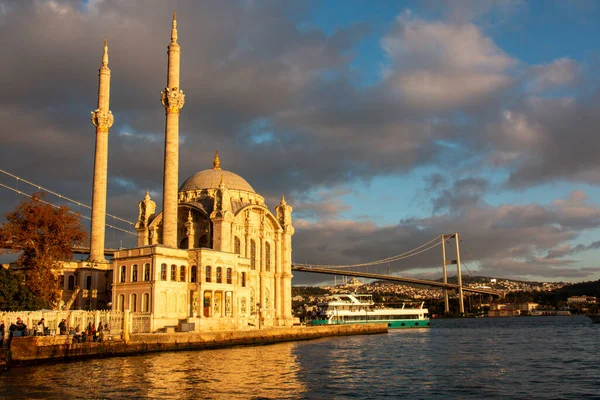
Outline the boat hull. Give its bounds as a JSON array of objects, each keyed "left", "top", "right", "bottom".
[
  {"left": 587, "top": 314, "right": 600, "bottom": 323},
  {"left": 311, "top": 319, "right": 430, "bottom": 329}
]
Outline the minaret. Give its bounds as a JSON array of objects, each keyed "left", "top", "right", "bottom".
[
  {"left": 161, "top": 12, "right": 185, "bottom": 248},
  {"left": 276, "top": 194, "right": 295, "bottom": 324},
  {"left": 89, "top": 39, "right": 114, "bottom": 262}
]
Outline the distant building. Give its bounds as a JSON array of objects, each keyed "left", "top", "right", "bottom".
[
  {"left": 567, "top": 296, "right": 597, "bottom": 304},
  {"left": 517, "top": 302, "right": 539, "bottom": 312}
]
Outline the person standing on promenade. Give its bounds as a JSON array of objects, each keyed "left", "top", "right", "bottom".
[
  {"left": 0, "top": 320, "right": 5, "bottom": 346},
  {"left": 58, "top": 319, "right": 67, "bottom": 335},
  {"left": 37, "top": 318, "right": 46, "bottom": 336},
  {"left": 15, "top": 317, "right": 26, "bottom": 335}
]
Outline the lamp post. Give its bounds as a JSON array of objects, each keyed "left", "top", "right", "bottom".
[{"left": 256, "top": 303, "right": 261, "bottom": 329}]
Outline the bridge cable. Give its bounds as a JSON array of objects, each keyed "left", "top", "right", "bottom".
[
  {"left": 0, "top": 168, "right": 135, "bottom": 226},
  {"left": 294, "top": 235, "right": 442, "bottom": 269},
  {"left": 0, "top": 182, "right": 136, "bottom": 236},
  {"left": 459, "top": 239, "right": 484, "bottom": 273}
]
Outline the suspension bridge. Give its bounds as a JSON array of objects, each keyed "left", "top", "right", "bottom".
[{"left": 0, "top": 168, "right": 502, "bottom": 315}]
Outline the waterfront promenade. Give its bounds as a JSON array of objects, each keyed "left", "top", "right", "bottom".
[{"left": 2, "top": 323, "right": 387, "bottom": 368}]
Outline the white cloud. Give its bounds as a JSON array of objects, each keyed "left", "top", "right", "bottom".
[
  {"left": 381, "top": 15, "right": 516, "bottom": 109},
  {"left": 528, "top": 57, "right": 580, "bottom": 92}
]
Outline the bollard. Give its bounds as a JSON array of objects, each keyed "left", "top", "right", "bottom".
[{"left": 123, "top": 309, "right": 130, "bottom": 343}]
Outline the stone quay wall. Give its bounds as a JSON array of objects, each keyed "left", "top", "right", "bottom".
[{"left": 4, "top": 324, "right": 388, "bottom": 367}]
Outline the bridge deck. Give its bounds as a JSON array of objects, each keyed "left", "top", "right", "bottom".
[{"left": 292, "top": 265, "right": 503, "bottom": 296}]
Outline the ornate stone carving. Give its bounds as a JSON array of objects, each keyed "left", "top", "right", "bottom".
[
  {"left": 91, "top": 109, "right": 114, "bottom": 133},
  {"left": 250, "top": 287, "right": 256, "bottom": 314},
  {"left": 149, "top": 226, "right": 159, "bottom": 245},
  {"left": 225, "top": 293, "right": 232, "bottom": 316},
  {"left": 184, "top": 210, "right": 194, "bottom": 236},
  {"left": 265, "top": 288, "right": 270, "bottom": 309},
  {"left": 241, "top": 297, "right": 247, "bottom": 314},
  {"left": 161, "top": 87, "right": 185, "bottom": 114},
  {"left": 136, "top": 190, "right": 156, "bottom": 228},
  {"left": 192, "top": 291, "right": 198, "bottom": 315}
]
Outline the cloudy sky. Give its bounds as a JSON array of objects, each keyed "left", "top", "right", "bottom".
[{"left": 1, "top": 0, "right": 600, "bottom": 285}]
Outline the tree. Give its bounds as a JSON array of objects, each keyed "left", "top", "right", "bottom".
[
  {"left": 0, "top": 192, "right": 87, "bottom": 307},
  {"left": 0, "top": 267, "right": 48, "bottom": 311}
]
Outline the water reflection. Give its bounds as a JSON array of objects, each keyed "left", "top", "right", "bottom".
[
  {"left": 2, "top": 318, "right": 599, "bottom": 399},
  {"left": 0, "top": 343, "right": 306, "bottom": 399}
]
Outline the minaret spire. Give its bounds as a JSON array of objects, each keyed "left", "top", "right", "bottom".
[
  {"left": 171, "top": 11, "right": 178, "bottom": 43},
  {"left": 161, "top": 13, "right": 185, "bottom": 248},
  {"left": 102, "top": 38, "right": 109, "bottom": 66},
  {"left": 213, "top": 150, "right": 221, "bottom": 169},
  {"left": 89, "top": 39, "right": 114, "bottom": 262}
]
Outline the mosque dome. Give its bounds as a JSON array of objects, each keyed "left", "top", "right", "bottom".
[{"left": 178, "top": 151, "right": 255, "bottom": 193}]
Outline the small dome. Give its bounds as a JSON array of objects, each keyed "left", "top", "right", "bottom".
[{"left": 179, "top": 169, "right": 255, "bottom": 193}]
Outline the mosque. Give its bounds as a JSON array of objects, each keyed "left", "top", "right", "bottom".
[{"left": 60, "top": 14, "right": 296, "bottom": 331}]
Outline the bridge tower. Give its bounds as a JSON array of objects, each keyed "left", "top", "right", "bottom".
[
  {"left": 89, "top": 39, "right": 114, "bottom": 262},
  {"left": 160, "top": 12, "right": 185, "bottom": 248},
  {"left": 442, "top": 233, "right": 465, "bottom": 315}
]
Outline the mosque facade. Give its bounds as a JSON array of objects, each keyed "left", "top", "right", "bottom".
[{"left": 78, "top": 14, "right": 296, "bottom": 331}]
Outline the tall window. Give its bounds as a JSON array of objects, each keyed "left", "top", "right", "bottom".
[
  {"left": 216, "top": 267, "right": 222, "bottom": 283},
  {"left": 226, "top": 268, "right": 232, "bottom": 284},
  {"left": 86, "top": 275, "right": 92, "bottom": 290},
  {"left": 142, "top": 293, "right": 150, "bottom": 312},
  {"left": 206, "top": 266, "right": 212, "bottom": 283},
  {"left": 241, "top": 272, "right": 246, "bottom": 287},
  {"left": 120, "top": 265, "right": 126, "bottom": 283},
  {"left": 171, "top": 265, "right": 177, "bottom": 281},
  {"left": 234, "top": 237, "right": 241, "bottom": 254},
  {"left": 191, "top": 266, "right": 197, "bottom": 283},
  {"left": 68, "top": 275, "right": 75, "bottom": 290},
  {"left": 130, "top": 294, "right": 137, "bottom": 312},
  {"left": 144, "top": 263, "right": 151, "bottom": 281},
  {"left": 250, "top": 240, "right": 256, "bottom": 270},
  {"left": 180, "top": 265, "right": 186, "bottom": 282},
  {"left": 60, "top": 275, "right": 65, "bottom": 289},
  {"left": 265, "top": 242, "right": 271, "bottom": 272},
  {"left": 161, "top": 264, "right": 167, "bottom": 281},
  {"left": 132, "top": 264, "right": 138, "bottom": 282},
  {"left": 118, "top": 294, "right": 125, "bottom": 312}
]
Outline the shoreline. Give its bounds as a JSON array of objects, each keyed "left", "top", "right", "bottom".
[{"left": 1, "top": 323, "right": 388, "bottom": 369}]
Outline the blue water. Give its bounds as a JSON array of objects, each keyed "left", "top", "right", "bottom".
[{"left": 1, "top": 316, "right": 599, "bottom": 399}]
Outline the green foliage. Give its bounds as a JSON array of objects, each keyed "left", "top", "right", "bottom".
[{"left": 0, "top": 267, "right": 49, "bottom": 311}]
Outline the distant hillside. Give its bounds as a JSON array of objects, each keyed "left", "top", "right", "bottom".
[{"left": 556, "top": 280, "right": 600, "bottom": 297}]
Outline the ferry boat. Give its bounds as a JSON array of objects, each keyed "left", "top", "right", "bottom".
[{"left": 310, "top": 293, "right": 429, "bottom": 328}]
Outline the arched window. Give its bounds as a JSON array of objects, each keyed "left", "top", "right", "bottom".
[
  {"left": 234, "top": 236, "right": 241, "bottom": 254},
  {"left": 226, "top": 268, "right": 232, "bottom": 284},
  {"left": 120, "top": 265, "right": 126, "bottom": 283},
  {"left": 180, "top": 265, "right": 186, "bottom": 282},
  {"left": 142, "top": 293, "right": 150, "bottom": 312},
  {"left": 60, "top": 275, "right": 65, "bottom": 289},
  {"left": 171, "top": 265, "right": 177, "bottom": 281},
  {"left": 241, "top": 272, "right": 246, "bottom": 287},
  {"left": 130, "top": 293, "right": 137, "bottom": 312},
  {"left": 206, "top": 266, "right": 212, "bottom": 283},
  {"left": 265, "top": 242, "right": 271, "bottom": 272},
  {"left": 191, "top": 266, "right": 197, "bottom": 283},
  {"left": 68, "top": 275, "right": 75, "bottom": 290},
  {"left": 86, "top": 275, "right": 92, "bottom": 290},
  {"left": 160, "top": 264, "right": 167, "bottom": 281},
  {"left": 118, "top": 294, "right": 125, "bottom": 312},
  {"left": 132, "top": 264, "right": 138, "bottom": 282},
  {"left": 144, "top": 263, "right": 151, "bottom": 281},
  {"left": 250, "top": 240, "right": 256, "bottom": 270},
  {"left": 216, "top": 267, "right": 222, "bottom": 283}
]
